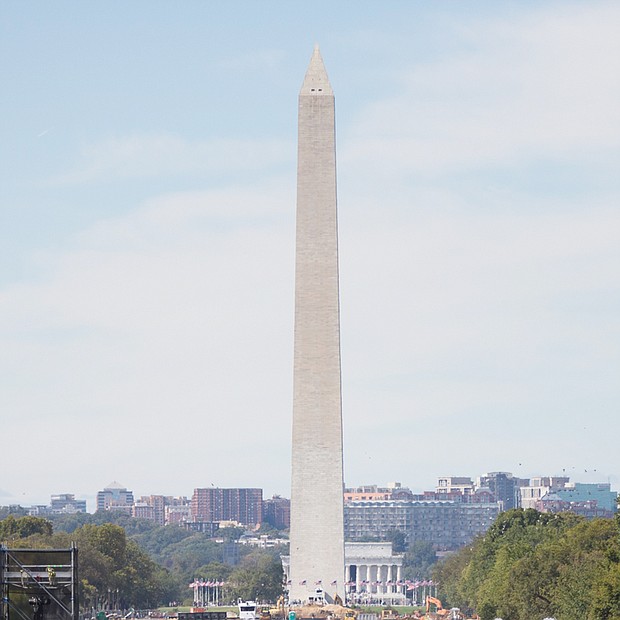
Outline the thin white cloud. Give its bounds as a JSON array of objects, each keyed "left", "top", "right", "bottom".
[
  {"left": 52, "top": 134, "right": 292, "bottom": 184},
  {"left": 339, "top": 188, "right": 620, "bottom": 484},
  {"left": 342, "top": 3, "right": 620, "bottom": 175},
  {"left": 0, "top": 181, "right": 296, "bottom": 500}
]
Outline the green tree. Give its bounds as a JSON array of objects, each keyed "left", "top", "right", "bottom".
[
  {"left": 72, "top": 521, "right": 180, "bottom": 609},
  {"left": 0, "top": 506, "right": 27, "bottom": 519},
  {"left": 76, "top": 523, "right": 127, "bottom": 571},
  {"left": 386, "top": 529, "right": 407, "bottom": 553},
  {"left": 433, "top": 509, "right": 620, "bottom": 620},
  {"left": 590, "top": 563, "right": 620, "bottom": 620},
  {"left": 227, "top": 550, "right": 283, "bottom": 603},
  {"left": 0, "top": 515, "right": 53, "bottom": 540},
  {"left": 50, "top": 512, "right": 94, "bottom": 533},
  {"left": 196, "top": 561, "right": 232, "bottom": 582},
  {"left": 432, "top": 543, "right": 473, "bottom": 610},
  {"left": 257, "top": 522, "right": 281, "bottom": 536},
  {"left": 132, "top": 523, "right": 193, "bottom": 557},
  {"left": 403, "top": 540, "right": 437, "bottom": 580},
  {"left": 156, "top": 534, "right": 224, "bottom": 581}
]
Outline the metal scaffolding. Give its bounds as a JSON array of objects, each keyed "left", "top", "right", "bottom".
[{"left": 0, "top": 545, "right": 78, "bottom": 620}]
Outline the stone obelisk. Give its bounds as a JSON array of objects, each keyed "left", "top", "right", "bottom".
[{"left": 289, "top": 46, "right": 345, "bottom": 604}]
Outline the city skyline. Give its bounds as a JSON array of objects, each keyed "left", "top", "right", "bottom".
[
  {"left": 2, "top": 2, "right": 619, "bottom": 507},
  {"left": 8, "top": 470, "right": 618, "bottom": 516}
]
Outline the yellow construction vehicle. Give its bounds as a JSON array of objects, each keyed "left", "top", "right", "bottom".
[
  {"left": 268, "top": 596, "right": 286, "bottom": 620},
  {"left": 423, "top": 599, "right": 467, "bottom": 620},
  {"left": 424, "top": 596, "right": 449, "bottom": 618}
]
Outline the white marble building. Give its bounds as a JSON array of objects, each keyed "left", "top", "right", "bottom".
[{"left": 283, "top": 542, "right": 405, "bottom": 605}]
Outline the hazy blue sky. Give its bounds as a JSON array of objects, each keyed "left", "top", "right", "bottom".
[{"left": 2, "top": 1, "right": 619, "bottom": 510}]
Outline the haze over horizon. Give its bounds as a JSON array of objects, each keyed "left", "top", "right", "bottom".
[{"left": 2, "top": 1, "right": 619, "bottom": 510}]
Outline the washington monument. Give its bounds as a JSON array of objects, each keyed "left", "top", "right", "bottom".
[{"left": 289, "top": 47, "right": 345, "bottom": 604}]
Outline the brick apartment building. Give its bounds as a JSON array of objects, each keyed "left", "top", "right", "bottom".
[
  {"left": 262, "top": 495, "right": 290, "bottom": 529},
  {"left": 191, "top": 487, "right": 263, "bottom": 527}
]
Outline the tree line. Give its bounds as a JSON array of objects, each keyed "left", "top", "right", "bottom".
[
  {"left": 432, "top": 508, "right": 620, "bottom": 620},
  {"left": 6, "top": 506, "right": 619, "bottom": 617},
  {"left": 0, "top": 513, "right": 284, "bottom": 610}
]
